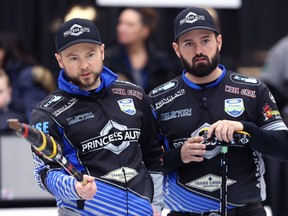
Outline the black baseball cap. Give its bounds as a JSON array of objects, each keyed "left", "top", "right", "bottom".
[
  {"left": 174, "top": 7, "right": 219, "bottom": 41},
  {"left": 55, "top": 18, "right": 102, "bottom": 52}
]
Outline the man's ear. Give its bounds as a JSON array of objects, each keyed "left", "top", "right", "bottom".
[
  {"left": 216, "top": 34, "right": 222, "bottom": 52},
  {"left": 172, "top": 42, "right": 181, "bottom": 59},
  {"left": 100, "top": 44, "right": 105, "bottom": 61},
  {"left": 55, "top": 53, "right": 64, "bottom": 68}
]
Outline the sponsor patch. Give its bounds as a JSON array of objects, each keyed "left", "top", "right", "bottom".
[
  {"left": 52, "top": 98, "right": 78, "bottom": 116},
  {"left": 224, "top": 98, "right": 245, "bottom": 117},
  {"left": 112, "top": 88, "right": 143, "bottom": 100},
  {"left": 155, "top": 89, "right": 185, "bottom": 110},
  {"left": 240, "top": 88, "right": 256, "bottom": 98},
  {"left": 149, "top": 80, "right": 178, "bottom": 97},
  {"left": 101, "top": 167, "right": 138, "bottom": 183},
  {"left": 262, "top": 103, "right": 281, "bottom": 121},
  {"left": 41, "top": 95, "right": 63, "bottom": 109},
  {"left": 66, "top": 112, "right": 94, "bottom": 125},
  {"left": 186, "top": 174, "right": 236, "bottom": 192},
  {"left": 225, "top": 85, "right": 256, "bottom": 98},
  {"left": 161, "top": 108, "right": 192, "bottom": 121},
  {"left": 231, "top": 74, "right": 261, "bottom": 86},
  {"left": 80, "top": 121, "right": 141, "bottom": 155},
  {"left": 112, "top": 88, "right": 126, "bottom": 96},
  {"left": 118, "top": 98, "right": 136, "bottom": 115},
  {"left": 127, "top": 89, "right": 143, "bottom": 100},
  {"left": 225, "top": 85, "right": 239, "bottom": 94}
]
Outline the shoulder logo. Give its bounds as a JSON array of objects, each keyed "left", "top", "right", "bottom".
[
  {"left": 230, "top": 74, "right": 261, "bottom": 86},
  {"left": 41, "top": 95, "right": 63, "bottom": 109},
  {"left": 150, "top": 80, "right": 178, "bottom": 97}
]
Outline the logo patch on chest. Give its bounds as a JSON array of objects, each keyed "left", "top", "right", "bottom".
[
  {"left": 101, "top": 167, "right": 138, "bottom": 183},
  {"left": 224, "top": 98, "right": 245, "bottom": 117},
  {"left": 80, "top": 121, "right": 141, "bottom": 155},
  {"left": 186, "top": 174, "right": 236, "bottom": 192},
  {"left": 118, "top": 98, "right": 136, "bottom": 115}
]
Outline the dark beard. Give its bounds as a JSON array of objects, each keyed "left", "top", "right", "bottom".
[
  {"left": 64, "top": 70, "right": 100, "bottom": 90},
  {"left": 181, "top": 49, "right": 220, "bottom": 78}
]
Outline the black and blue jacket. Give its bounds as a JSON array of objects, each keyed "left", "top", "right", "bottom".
[
  {"left": 149, "top": 64, "right": 288, "bottom": 213},
  {"left": 30, "top": 66, "right": 163, "bottom": 215}
]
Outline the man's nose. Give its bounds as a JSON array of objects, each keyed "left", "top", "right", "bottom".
[
  {"left": 79, "top": 59, "right": 89, "bottom": 69},
  {"left": 195, "top": 44, "right": 203, "bottom": 54}
]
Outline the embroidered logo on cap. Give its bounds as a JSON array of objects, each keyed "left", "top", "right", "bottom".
[
  {"left": 63, "top": 24, "right": 90, "bottom": 37},
  {"left": 180, "top": 12, "right": 205, "bottom": 25}
]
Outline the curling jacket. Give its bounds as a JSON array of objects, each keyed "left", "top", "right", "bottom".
[
  {"left": 149, "top": 65, "right": 288, "bottom": 213},
  {"left": 30, "top": 66, "right": 163, "bottom": 216}
]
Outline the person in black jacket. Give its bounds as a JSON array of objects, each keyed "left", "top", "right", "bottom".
[
  {"left": 149, "top": 7, "right": 288, "bottom": 216},
  {"left": 30, "top": 18, "right": 163, "bottom": 216},
  {"left": 104, "top": 7, "right": 177, "bottom": 93}
]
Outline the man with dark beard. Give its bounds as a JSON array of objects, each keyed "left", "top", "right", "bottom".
[
  {"left": 29, "top": 18, "right": 163, "bottom": 216},
  {"left": 149, "top": 7, "right": 288, "bottom": 216}
]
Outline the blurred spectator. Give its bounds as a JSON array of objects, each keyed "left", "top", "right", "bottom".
[
  {"left": 0, "top": 69, "right": 25, "bottom": 133},
  {"left": 260, "top": 35, "right": 288, "bottom": 216},
  {"left": 0, "top": 31, "right": 56, "bottom": 121},
  {"left": 104, "top": 7, "right": 177, "bottom": 93}
]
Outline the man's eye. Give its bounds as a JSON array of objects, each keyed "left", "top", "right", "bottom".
[
  {"left": 185, "top": 42, "right": 193, "bottom": 46},
  {"left": 69, "top": 57, "right": 78, "bottom": 61},
  {"left": 87, "top": 53, "right": 94, "bottom": 58},
  {"left": 202, "top": 39, "right": 210, "bottom": 44}
]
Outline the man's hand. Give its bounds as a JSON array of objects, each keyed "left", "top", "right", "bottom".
[
  {"left": 181, "top": 136, "right": 206, "bottom": 163},
  {"left": 207, "top": 120, "right": 244, "bottom": 143},
  {"left": 75, "top": 174, "right": 97, "bottom": 200}
]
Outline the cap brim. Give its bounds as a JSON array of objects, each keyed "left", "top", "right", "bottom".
[
  {"left": 57, "top": 39, "right": 102, "bottom": 52},
  {"left": 174, "top": 26, "right": 218, "bottom": 41}
]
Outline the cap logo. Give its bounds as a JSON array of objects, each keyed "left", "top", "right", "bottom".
[
  {"left": 63, "top": 24, "right": 90, "bottom": 37},
  {"left": 180, "top": 12, "right": 205, "bottom": 25}
]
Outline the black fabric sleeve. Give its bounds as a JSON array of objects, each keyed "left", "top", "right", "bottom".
[
  {"left": 162, "top": 146, "right": 185, "bottom": 174},
  {"left": 242, "top": 121, "right": 288, "bottom": 161}
]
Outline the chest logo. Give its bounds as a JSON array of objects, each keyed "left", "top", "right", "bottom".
[
  {"left": 224, "top": 98, "right": 245, "bottom": 117},
  {"left": 81, "top": 121, "right": 141, "bottom": 155},
  {"left": 186, "top": 174, "right": 236, "bottom": 192},
  {"left": 101, "top": 167, "right": 138, "bottom": 183},
  {"left": 118, "top": 98, "right": 136, "bottom": 115}
]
